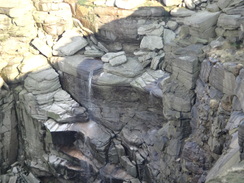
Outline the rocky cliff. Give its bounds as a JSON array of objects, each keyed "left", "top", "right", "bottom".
[{"left": 0, "top": 0, "right": 244, "bottom": 182}]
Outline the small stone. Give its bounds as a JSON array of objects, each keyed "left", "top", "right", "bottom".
[
  {"left": 166, "top": 21, "right": 178, "bottom": 31},
  {"left": 206, "top": 3, "right": 220, "bottom": 12},
  {"left": 120, "top": 156, "right": 137, "bottom": 177},
  {"left": 150, "top": 53, "right": 165, "bottom": 70},
  {"left": 163, "top": 29, "right": 176, "bottom": 44}
]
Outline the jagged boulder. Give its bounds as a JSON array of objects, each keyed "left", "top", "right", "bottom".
[
  {"left": 184, "top": 11, "right": 220, "bottom": 39},
  {"left": 140, "top": 36, "right": 164, "bottom": 50},
  {"left": 53, "top": 30, "right": 88, "bottom": 56}
]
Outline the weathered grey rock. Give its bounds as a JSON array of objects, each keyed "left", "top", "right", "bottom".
[
  {"left": 115, "top": 0, "right": 146, "bottom": 9},
  {"left": 130, "top": 70, "right": 169, "bottom": 95},
  {"left": 209, "top": 63, "right": 236, "bottom": 95},
  {"left": 166, "top": 21, "right": 178, "bottom": 31},
  {"left": 42, "top": 92, "right": 88, "bottom": 123},
  {"left": 172, "top": 55, "right": 200, "bottom": 90},
  {"left": 217, "top": 0, "right": 232, "bottom": 10},
  {"left": 53, "top": 30, "right": 88, "bottom": 56},
  {"left": 50, "top": 55, "right": 103, "bottom": 78},
  {"left": 24, "top": 68, "right": 61, "bottom": 95},
  {"left": 205, "top": 133, "right": 239, "bottom": 182},
  {"left": 140, "top": 36, "right": 163, "bottom": 50},
  {"left": 181, "top": 141, "right": 207, "bottom": 176},
  {"left": 120, "top": 156, "right": 137, "bottom": 177},
  {"left": 235, "top": 69, "right": 244, "bottom": 111},
  {"left": 217, "top": 14, "right": 241, "bottom": 30},
  {"left": 162, "top": 80, "right": 195, "bottom": 114},
  {"left": 207, "top": 3, "right": 220, "bottom": 12},
  {"left": 163, "top": 29, "right": 176, "bottom": 45},
  {"left": 163, "top": 0, "right": 182, "bottom": 6},
  {"left": 135, "top": 51, "right": 157, "bottom": 66},
  {"left": 108, "top": 143, "right": 119, "bottom": 164},
  {"left": 97, "top": 42, "right": 109, "bottom": 53},
  {"left": 184, "top": 11, "right": 220, "bottom": 39},
  {"left": 138, "top": 23, "right": 164, "bottom": 36},
  {"left": 31, "top": 38, "right": 52, "bottom": 57},
  {"left": 226, "top": 111, "right": 244, "bottom": 135},
  {"left": 199, "top": 59, "right": 212, "bottom": 83},
  {"left": 101, "top": 51, "right": 127, "bottom": 66},
  {"left": 150, "top": 53, "right": 165, "bottom": 70},
  {"left": 96, "top": 72, "right": 133, "bottom": 85},
  {"left": 103, "top": 57, "right": 144, "bottom": 78},
  {"left": 170, "top": 7, "right": 195, "bottom": 17},
  {"left": 84, "top": 48, "right": 104, "bottom": 57},
  {"left": 78, "top": 122, "right": 112, "bottom": 162},
  {"left": 0, "top": 91, "right": 18, "bottom": 173},
  {"left": 184, "top": 0, "right": 196, "bottom": 9}
]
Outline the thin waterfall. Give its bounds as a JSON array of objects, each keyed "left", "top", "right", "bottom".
[{"left": 87, "top": 70, "right": 94, "bottom": 113}]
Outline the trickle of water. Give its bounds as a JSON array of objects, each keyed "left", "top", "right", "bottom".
[
  {"left": 87, "top": 70, "right": 94, "bottom": 113},
  {"left": 88, "top": 70, "right": 94, "bottom": 98}
]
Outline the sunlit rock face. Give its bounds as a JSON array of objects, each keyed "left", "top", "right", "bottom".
[{"left": 1, "top": 0, "right": 244, "bottom": 182}]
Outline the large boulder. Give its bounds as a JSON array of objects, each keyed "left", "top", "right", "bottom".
[
  {"left": 184, "top": 11, "right": 220, "bottom": 39},
  {"left": 217, "top": 14, "right": 242, "bottom": 30}
]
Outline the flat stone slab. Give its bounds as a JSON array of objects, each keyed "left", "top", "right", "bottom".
[
  {"left": 53, "top": 30, "right": 88, "bottom": 56},
  {"left": 95, "top": 72, "right": 133, "bottom": 86},
  {"left": 101, "top": 51, "right": 127, "bottom": 66},
  {"left": 103, "top": 57, "right": 144, "bottom": 78},
  {"left": 170, "top": 7, "right": 195, "bottom": 17},
  {"left": 51, "top": 55, "right": 103, "bottom": 80},
  {"left": 130, "top": 70, "right": 170, "bottom": 97},
  {"left": 138, "top": 23, "right": 164, "bottom": 36}
]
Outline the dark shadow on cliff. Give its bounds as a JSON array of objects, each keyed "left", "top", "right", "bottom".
[{"left": 76, "top": 4, "right": 170, "bottom": 53}]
